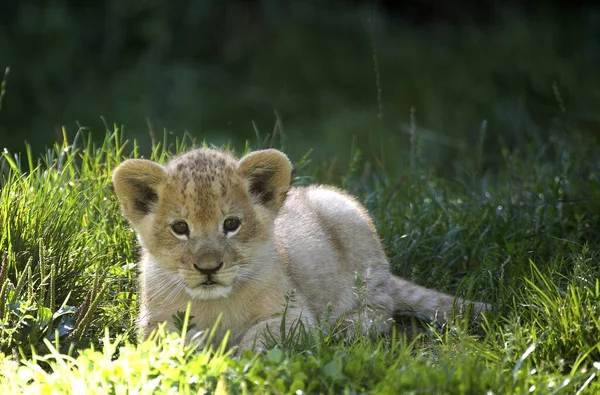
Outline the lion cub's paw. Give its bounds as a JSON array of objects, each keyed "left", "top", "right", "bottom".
[{"left": 234, "top": 336, "right": 267, "bottom": 357}]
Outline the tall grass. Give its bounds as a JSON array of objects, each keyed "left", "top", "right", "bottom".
[{"left": 0, "top": 129, "right": 185, "bottom": 356}]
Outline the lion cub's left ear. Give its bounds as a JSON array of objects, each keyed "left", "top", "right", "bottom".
[{"left": 238, "top": 149, "right": 292, "bottom": 212}]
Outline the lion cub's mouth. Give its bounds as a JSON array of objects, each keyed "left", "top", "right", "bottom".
[
  {"left": 185, "top": 282, "right": 233, "bottom": 300},
  {"left": 179, "top": 269, "right": 234, "bottom": 300}
]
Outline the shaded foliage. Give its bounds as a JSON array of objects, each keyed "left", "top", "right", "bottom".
[{"left": 1, "top": 1, "right": 599, "bottom": 174}]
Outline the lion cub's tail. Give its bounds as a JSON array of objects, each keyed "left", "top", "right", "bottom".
[{"left": 388, "top": 275, "right": 489, "bottom": 323}]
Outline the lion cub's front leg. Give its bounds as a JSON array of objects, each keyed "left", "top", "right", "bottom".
[{"left": 237, "top": 306, "right": 313, "bottom": 353}]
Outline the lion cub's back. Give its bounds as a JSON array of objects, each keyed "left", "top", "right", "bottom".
[{"left": 275, "top": 186, "right": 388, "bottom": 316}]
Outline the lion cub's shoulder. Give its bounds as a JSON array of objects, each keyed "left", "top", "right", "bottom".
[{"left": 279, "top": 185, "right": 376, "bottom": 229}]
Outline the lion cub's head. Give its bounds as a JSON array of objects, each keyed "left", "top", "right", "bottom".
[{"left": 112, "top": 148, "right": 292, "bottom": 300}]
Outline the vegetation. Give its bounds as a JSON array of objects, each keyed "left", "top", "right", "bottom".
[
  {"left": 1, "top": 3, "right": 599, "bottom": 172},
  {"left": 0, "top": 120, "right": 599, "bottom": 393}
]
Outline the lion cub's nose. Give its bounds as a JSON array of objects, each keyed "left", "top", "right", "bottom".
[{"left": 193, "top": 261, "right": 223, "bottom": 275}]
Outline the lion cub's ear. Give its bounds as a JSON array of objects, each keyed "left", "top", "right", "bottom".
[
  {"left": 238, "top": 149, "right": 292, "bottom": 212},
  {"left": 112, "top": 159, "right": 167, "bottom": 223}
]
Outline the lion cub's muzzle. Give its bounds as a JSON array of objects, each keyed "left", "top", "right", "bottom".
[
  {"left": 182, "top": 258, "right": 234, "bottom": 300},
  {"left": 193, "top": 261, "right": 223, "bottom": 286}
]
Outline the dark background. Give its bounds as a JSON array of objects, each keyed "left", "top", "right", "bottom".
[{"left": 1, "top": 0, "right": 599, "bottom": 170}]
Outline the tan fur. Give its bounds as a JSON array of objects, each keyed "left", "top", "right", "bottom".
[{"left": 112, "top": 148, "right": 488, "bottom": 351}]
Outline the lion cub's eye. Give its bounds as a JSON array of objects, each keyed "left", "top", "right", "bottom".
[
  {"left": 223, "top": 217, "right": 241, "bottom": 234},
  {"left": 170, "top": 221, "right": 189, "bottom": 237}
]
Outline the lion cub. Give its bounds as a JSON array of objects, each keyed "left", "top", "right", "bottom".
[{"left": 112, "top": 148, "right": 487, "bottom": 351}]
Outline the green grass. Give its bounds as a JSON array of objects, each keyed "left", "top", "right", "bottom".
[{"left": 1, "top": 125, "right": 600, "bottom": 394}]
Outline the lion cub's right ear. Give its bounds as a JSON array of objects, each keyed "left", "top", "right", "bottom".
[{"left": 112, "top": 159, "right": 166, "bottom": 223}]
